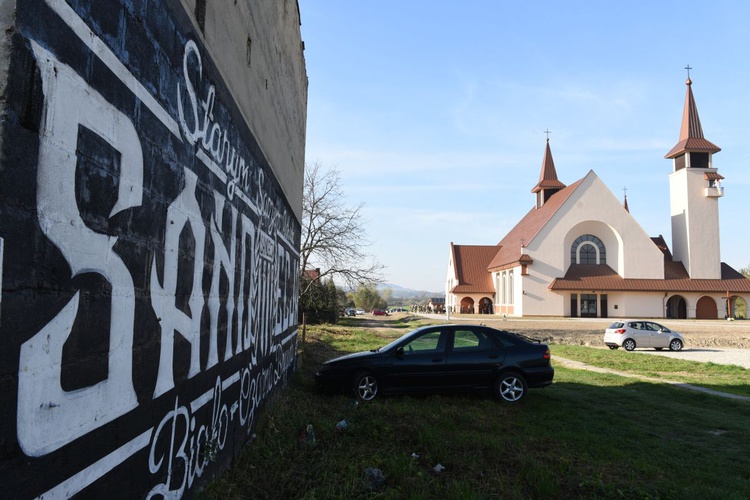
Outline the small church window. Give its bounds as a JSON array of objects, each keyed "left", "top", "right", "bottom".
[{"left": 571, "top": 235, "right": 606, "bottom": 265}]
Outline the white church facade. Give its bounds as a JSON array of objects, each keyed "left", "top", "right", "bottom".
[{"left": 446, "top": 77, "right": 750, "bottom": 319}]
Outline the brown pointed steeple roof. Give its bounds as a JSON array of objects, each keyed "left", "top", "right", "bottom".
[
  {"left": 531, "top": 139, "right": 566, "bottom": 193},
  {"left": 665, "top": 77, "right": 721, "bottom": 159}
]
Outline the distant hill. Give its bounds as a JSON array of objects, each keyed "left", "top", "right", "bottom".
[{"left": 377, "top": 283, "right": 442, "bottom": 300}]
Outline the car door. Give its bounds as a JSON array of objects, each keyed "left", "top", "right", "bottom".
[
  {"left": 382, "top": 328, "right": 449, "bottom": 390},
  {"left": 444, "top": 327, "right": 505, "bottom": 389},
  {"left": 646, "top": 322, "right": 668, "bottom": 348},
  {"left": 628, "top": 321, "right": 651, "bottom": 347}
]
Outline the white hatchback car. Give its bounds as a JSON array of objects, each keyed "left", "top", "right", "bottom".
[{"left": 604, "top": 320, "right": 685, "bottom": 351}]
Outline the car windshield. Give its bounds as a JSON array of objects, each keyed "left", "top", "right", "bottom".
[{"left": 375, "top": 328, "right": 432, "bottom": 352}]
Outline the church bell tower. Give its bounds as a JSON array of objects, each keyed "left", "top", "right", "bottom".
[{"left": 665, "top": 70, "right": 724, "bottom": 279}]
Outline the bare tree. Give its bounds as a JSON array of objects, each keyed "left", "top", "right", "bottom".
[{"left": 300, "top": 161, "right": 384, "bottom": 297}]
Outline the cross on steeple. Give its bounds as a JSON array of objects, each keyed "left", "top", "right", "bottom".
[
  {"left": 623, "top": 187, "right": 628, "bottom": 197},
  {"left": 685, "top": 64, "right": 692, "bottom": 79},
  {"left": 544, "top": 129, "right": 551, "bottom": 141}
]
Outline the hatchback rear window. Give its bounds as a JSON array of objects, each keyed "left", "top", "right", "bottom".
[{"left": 607, "top": 322, "right": 624, "bottom": 329}]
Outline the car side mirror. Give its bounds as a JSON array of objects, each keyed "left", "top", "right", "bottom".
[{"left": 395, "top": 347, "right": 405, "bottom": 358}]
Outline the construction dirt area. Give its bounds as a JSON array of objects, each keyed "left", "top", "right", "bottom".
[{"left": 360, "top": 314, "right": 750, "bottom": 350}]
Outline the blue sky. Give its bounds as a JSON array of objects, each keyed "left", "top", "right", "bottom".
[{"left": 298, "top": 1, "right": 750, "bottom": 293}]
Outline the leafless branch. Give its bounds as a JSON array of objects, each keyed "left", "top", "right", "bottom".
[{"left": 300, "top": 161, "right": 385, "bottom": 296}]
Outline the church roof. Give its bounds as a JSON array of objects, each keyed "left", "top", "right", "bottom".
[
  {"left": 665, "top": 77, "right": 721, "bottom": 159},
  {"left": 549, "top": 263, "right": 750, "bottom": 293},
  {"left": 531, "top": 139, "right": 566, "bottom": 193},
  {"left": 450, "top": 244, "right": 499, "bottom": 294},
  {"left": 488, "top": 178, "right": 584, "bottom": 272}
]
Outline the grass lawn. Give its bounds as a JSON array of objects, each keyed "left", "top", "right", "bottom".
[
  {"left": 552, "top": 344, "right": 750, "bottom": 398},
  {"left": 201, "top": 322, "right": 750, "bottom": 499}
]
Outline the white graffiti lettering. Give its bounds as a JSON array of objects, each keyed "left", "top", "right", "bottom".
[
  {"left": 17, "top": 42, "right": 140, "bottom": 457},
  {"left": 148, "top": 347, "right": 296, "bottom": 498},
  {"left": 17, "top": 37, "right": 299, "bottom": 498},
  {"left": 151, "top": 169, "right": 207, "bottom": 397},
  {"left": 177, "top": 41, "right": 251, "bottom": 199}
]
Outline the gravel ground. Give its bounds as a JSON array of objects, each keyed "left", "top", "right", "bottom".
[{"left": 405, "top": 313, "right": 750, "bottom": 368}]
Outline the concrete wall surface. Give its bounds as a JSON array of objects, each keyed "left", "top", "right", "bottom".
[{"left": 0, "top": 1, "right": 306, "bottom": 497}]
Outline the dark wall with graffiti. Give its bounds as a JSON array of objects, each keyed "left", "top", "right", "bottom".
[{"left": 0, "top": 1, "right": 305, "bottom": 497}]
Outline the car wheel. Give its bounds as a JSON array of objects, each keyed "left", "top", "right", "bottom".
[
  {"left": 608, "top": 345, "right": 618, "bottom": 350},
  {"left": 495, "top": 372, "right": 527, "bottom": 403},
  {"left": 669, "top": 339, "right": 683, "bottom": 351},
  {"left": 623, "top": 339, "right": 636, "bottom": 351},
  {"left": 353, "top": 372, "right": 378, "bottom": 401}
]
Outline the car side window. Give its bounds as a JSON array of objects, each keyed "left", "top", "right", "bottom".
[
  {"left": 493, "top": 331, "right": 518, "bottom": 348},
  {"left": 403, "top": 331, "right": 442, "bottom": 354},
  {"left": 647, "top": 322, "right": 667, "bottom": 332},
  {"left": 453, "top": 329, "right": 483, "bottom": 350}
]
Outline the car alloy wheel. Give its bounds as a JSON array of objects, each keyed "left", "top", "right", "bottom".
[
  {"left": 496, "top": 373, "right": 527, "bottom": 403},
  {"left": 354, "top": 373, "right": 378, "bottom": 401},
  {"left": 623, "top": 339, "right": 636, "bottom": 351},
  {"left": 669, "top": 339, "right": 683, "bottom": 351}
]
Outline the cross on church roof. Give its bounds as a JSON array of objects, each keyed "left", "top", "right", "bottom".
[
  {"left": 544, "top": 129, "right": 551, "bottom": 141},
  {"left": 685, "top": 64, "right": 692, "bottom": 79}
]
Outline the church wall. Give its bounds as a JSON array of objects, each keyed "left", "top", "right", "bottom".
[
  {"left": 606, "top": 293, "right": 665, "bottom": 318},
  {"left": 669, "top": 168, "right": 721, "bottom": 279},
  {"left": 518, "top": 260, "right": 566, "bottom": 316},
  {"left": 0, "top": 1, "right": 305, "bottom": 497},
  {"left": 445, "top": 248, "right": 458, "bottom": 312}
]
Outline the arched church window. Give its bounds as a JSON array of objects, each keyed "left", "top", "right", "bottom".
[{"left": 571, "top": 235, "right": 606, "bottom": 264}]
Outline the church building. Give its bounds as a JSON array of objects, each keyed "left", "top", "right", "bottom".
[{"left": 446, "top": 76, "right": 750, "bottom": 319}]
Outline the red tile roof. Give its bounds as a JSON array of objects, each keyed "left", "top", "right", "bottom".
[
  {"left": 650, "top": 235, "right": 673, "bottom": 260},
  {"left": 303, "top": 268, "right": 321, "bottom": 280},
  {"left": 665, "top": 78, "right": 720, "bottom": 158},
  {"left": 450, "top": 244, "right": 500, "bottom": 294},
  {"left": 549, "top": 263, "right": 750, "bottom": 293},
  {"left": 488, "top": 178, "right": 584, "bottom": 272}
]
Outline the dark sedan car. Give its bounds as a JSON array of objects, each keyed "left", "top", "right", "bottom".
[{"left": 315, "top": 324, "right": 554, "bottom": 402}]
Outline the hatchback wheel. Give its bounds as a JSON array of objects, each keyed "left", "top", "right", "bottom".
[
  {"left": 623, "top": 339, "right": 636, "bottom": 351},
  {"left": 495, "top": 373, "right": 527, "bottom": 402},
  {"left": 353, "top": 372, "right": 378, "bottom": 401},
  {"left": 669, "top": 339, "right": 683, "bottom": 351}
]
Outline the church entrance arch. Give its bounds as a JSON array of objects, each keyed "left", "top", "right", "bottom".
[
  {"left": 729, "top": 295, "right": 747, "bottom": 319},
  {"left": 460, "top": 297, "right": 475, "bottom": 314},
  {"left": 666, "top": 295, "right": 687, "bottom": 319},
  {"left": 696, "top": 296, "right": 718, "bottom": 319},
  {"left": 479, "top": 297, "right": 493, "bottom": 314}
]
